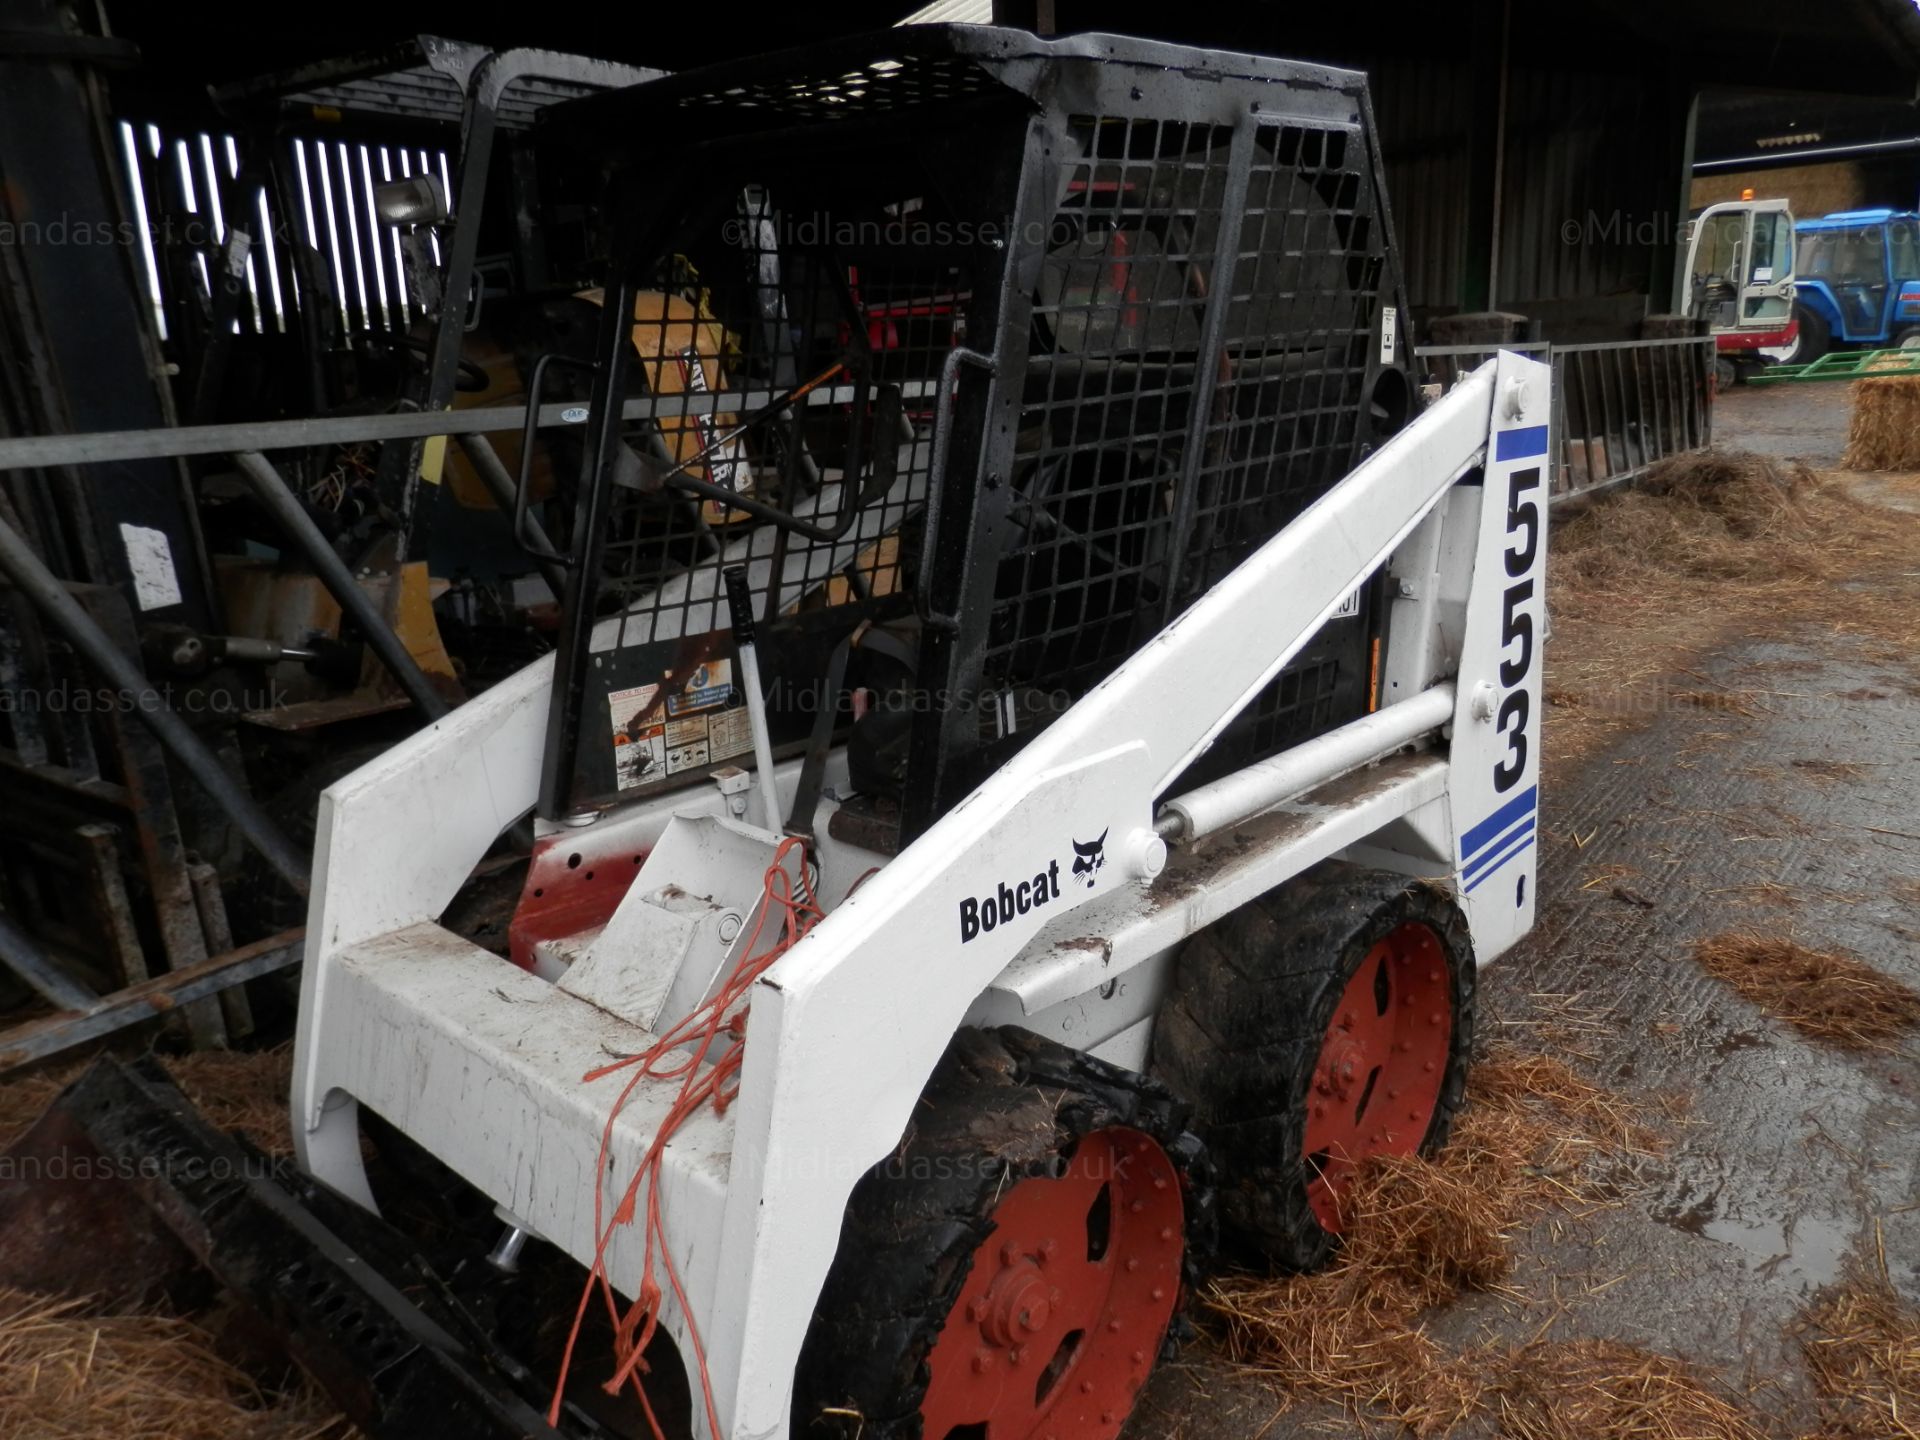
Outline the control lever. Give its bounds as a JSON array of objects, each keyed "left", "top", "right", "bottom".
[{"left": 723, "top": 566, "right": 784, "bottom": 834}]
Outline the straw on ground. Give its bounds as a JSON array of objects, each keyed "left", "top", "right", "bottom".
[
  {"left": 1203, "top": 1046, "right": 1745, "bottom": 1438},
  {"left": 0, "top": 1287, "right": 342, "bottom": 1440},
  {"left": 1694, "top": 932, "right": 1920, "bottom": 1052}
]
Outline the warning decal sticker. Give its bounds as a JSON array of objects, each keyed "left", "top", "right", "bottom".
[
  {"left": 664, "top": 714, "right": 710, "bottom": 775},
  {"left": 707, "top": 706, "right": 753, "bottom": 762},
  {"left": 609, "top": 671, "right": 753, "bottom": 791},
  {"left": 609, "top": 684, "right": 663, "bottom": 790},
  {"left": 667, "top": 659, "right": 733, "bottom": 716}
]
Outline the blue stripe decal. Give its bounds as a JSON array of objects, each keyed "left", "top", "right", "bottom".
[
  {"left": 1465, "top": 829, "right": 1535, "bottom": 893},
  {"left": 1495, "top": 425, "right": 1549, "bottom": 461},
  {"left": 1463, "top": 815, "right": 1533, "bottom": 883},
  {"left": 1460, "top": 784, "right": 1538, "bottom": 864},
  {"left": 1464, "top": 818, "right": 1535, "bottom": 887}
]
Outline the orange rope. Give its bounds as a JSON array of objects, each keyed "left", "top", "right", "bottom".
[{"left": 548, "top": 836, "right": 824, "bottom": 1435}]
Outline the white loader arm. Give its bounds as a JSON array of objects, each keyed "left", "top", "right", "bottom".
[{"left": 708, "top": 352, "right": 1550, "bottom": 1436}]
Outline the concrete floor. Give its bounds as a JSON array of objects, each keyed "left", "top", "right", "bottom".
[
  {"left": 1714, "top": 378, "right": 1852, "bottom": 468},
  {"left": 1129, "top": 380, "right": 1920, "bottom": 1437}
]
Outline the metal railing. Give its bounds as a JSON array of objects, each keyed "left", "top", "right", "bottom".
[
  {"left": 1415, "top": 335, "right": 1715, "bottom": 502},
  {"left": 1415, "top": 340, "right": 1551, "bottom": 393}
]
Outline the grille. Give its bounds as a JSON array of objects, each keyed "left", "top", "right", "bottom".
[
  {"left": 1177, "top": 124, "right": 1386, "bottom": 597},
  {"left": 585, "top": 223, "right": 959, "bottom": 651},
  {"left": 669, "top": 51, "right": 1000, "bottom": 126},
  {"left": 984, "top": 117, "right": 1235, "bottom": 693},
  {"left": 538, "top": 28, "right": 1412, "bottom": 828},
  {"left": 540, "top": 144, "right": 997, "bottom": 809}
]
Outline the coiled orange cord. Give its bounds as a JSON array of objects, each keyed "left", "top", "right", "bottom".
[{"left": 548, "top": 836, "right": 824, "bottom": 1436}]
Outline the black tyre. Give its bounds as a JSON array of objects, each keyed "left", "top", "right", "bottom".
[
  {"left": 794, "top": 1027, "right": 1210, "bottom": 1440},
  {"left": 1780, "top": 302, "right": 1829, "bottom": 366},
  {"left": 1150, "top": 862, "right": 1475, "bottom": 1272}
]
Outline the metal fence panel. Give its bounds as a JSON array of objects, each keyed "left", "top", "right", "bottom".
[
  {"left": 1414, "top": 341, "right": 1549, "bottom": 393},
  {"left": 1414, "top": 335, "right": 1713, "bottom": 502},
  {"left": 1549, "top": 337, "right": 1713, "bottom": 499}
]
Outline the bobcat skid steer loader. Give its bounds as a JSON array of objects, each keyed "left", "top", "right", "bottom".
[{"left": 4, "top": 27, "right": 1552, "bottom": 1440}]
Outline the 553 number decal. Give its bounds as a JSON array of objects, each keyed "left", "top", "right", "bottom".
[{"left": 1493, "top": 464, "right": 1541, "bottom": 793}]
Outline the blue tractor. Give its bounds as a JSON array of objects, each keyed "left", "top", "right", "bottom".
[{"left": 1784, "top": 209, "right": 1920, "bottom": 363}]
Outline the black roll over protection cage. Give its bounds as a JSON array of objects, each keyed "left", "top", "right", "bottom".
[{"left": 529, "top": 26, "right": 1418, "bottom": 843}]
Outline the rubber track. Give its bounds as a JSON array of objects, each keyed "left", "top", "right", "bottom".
[
  {"left": 1150, "top": 861, "right": 1476, "bottom": 1272},
  {"left": 792, "top": 1027, "right": 1214, "bottom": 1438}
]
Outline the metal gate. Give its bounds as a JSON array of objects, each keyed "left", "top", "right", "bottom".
[{"left": 1415, "top": 334, "right": 1714, "bottom": 500}]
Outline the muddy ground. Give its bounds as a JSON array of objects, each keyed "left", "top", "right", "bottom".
[{"left": 1129, "top": 380, "right": 1920, "bottom": 1437}]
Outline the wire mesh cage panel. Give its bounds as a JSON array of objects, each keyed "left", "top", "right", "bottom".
[
  {"left": 581, "top": 232, "right": 955, "bottom": 648},
  {"left": 535, "top": 28, "right": 1415, "bottom": 833}
]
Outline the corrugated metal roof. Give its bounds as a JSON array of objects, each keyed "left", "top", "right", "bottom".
[{"left": 894, "top": 0, "right": 990, "bottom": 26}]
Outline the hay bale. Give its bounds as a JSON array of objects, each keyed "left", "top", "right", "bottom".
[
  {"left": 1693, "top": 933, "right": 1920, "bottom": 1051},
  {"left": 1843, "top": 375, "right": 1920, "bottom": 471},
  {"left": 1861, "top": 350, "right": 1919, "bottom": 376}
]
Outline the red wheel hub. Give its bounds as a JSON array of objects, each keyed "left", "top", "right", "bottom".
[
  {"left": 921, "top": 1128, "right": 1183, "bottom": 1440},
  {"left": 1302, "top": 921, "right": 1454, "bottom": 1231}
]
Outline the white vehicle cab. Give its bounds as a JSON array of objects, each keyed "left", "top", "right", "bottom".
[{"left": 1686, "top": 196, "right": 1799, "bottom": 380}]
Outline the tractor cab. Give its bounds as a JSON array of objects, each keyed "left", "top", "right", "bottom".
[
  {"left": 1684, "top": 197, "right": 1798, "bottom": 384},
  {"left": 1787, "top": 208, "right": 1920, "bottom": 362}
]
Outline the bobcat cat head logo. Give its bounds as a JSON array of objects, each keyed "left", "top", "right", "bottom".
[{"left": 1070, "top": 829, "right": 1108, "bottom": 889}]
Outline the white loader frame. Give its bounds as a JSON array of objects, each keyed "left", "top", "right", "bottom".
[{"left": 293, "top": 352, "right": 1551, "bottom": 1439}]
